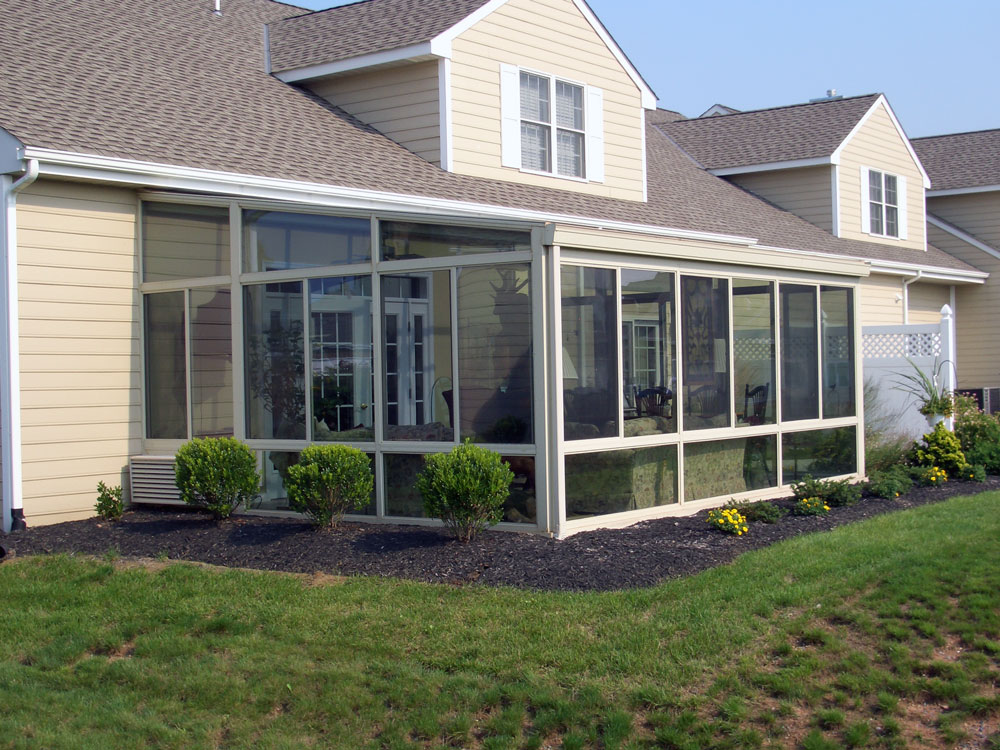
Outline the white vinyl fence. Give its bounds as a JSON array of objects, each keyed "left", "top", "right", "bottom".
[{"left": 862, "top": 305, "right": 956, "bottom": 441}]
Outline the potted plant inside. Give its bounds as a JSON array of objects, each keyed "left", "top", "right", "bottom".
[{"left": 894, "top": 357, "right": 955, "bottom": 427}]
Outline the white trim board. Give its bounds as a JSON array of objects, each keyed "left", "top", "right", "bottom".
[
  {"left": 927, "top": 185, "right": 1000, "bottom": 197},
  {"left": 928, "top": 214, "right": 1000, "bottom": 262},
  {"left": 274, "top": 42, "right": 439, "bottom": 82},
  {"left": 709, "top": 156, "right": 832, "bottom": 177}
]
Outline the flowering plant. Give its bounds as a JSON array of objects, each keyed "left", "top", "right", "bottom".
[
  {"left": 920, "top": 466, "right": 948, "bottom": 486},
  {"left": 706, "top": 507, "right": 748, "bottom": 536},
  {"left": 791, "top": 496, "right": 829, "bottom": 516}
]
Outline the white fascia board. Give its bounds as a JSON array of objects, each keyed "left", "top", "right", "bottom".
[
  {"left": 831, "top": 95, "right": 931, "bottom": 188},
  {"left": 0, "top": 128, "right": 25, "bottom": 175},
  {"left": 434, "top": 0, "right": 658, "bottom": 110},
  {"left": 709, "top": 156, "right": 832, "bottom": 177},
  {"left": 24, "top": 147, "right": 760, "bottom": 248},
  {"left": 927, "top": 185, "right": 1000, "bottom": 197},
  {"left": 866, "top": 259, "right": 986, "bottom": 284},
  {"left": 928, "top": 214, "right": 1000, "bottom": 262},
  {"left": 273, "top": 42, "right": 440, "bottom": 83}
]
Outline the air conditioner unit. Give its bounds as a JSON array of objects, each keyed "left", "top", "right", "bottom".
[{"left": 128, "top": 455, "right": 183, "bottom": 506}]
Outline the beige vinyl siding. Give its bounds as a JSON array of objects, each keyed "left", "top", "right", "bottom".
[
  {"left": 859, "top": 273, "right": 904, "bottom": 325},
  {"left": 16, "top": 179, "right": 141, "bottom": 524},
  {"left": 927, "top": 220, "right": 999, "bottom": 388},
  {"left": 837, "top": 102, "right": 925, "bottom": 250},
  {"left": 906, "top": 282, "right": 949, "bottom": 324},
  {"left": 928, "top": 193, "right": 1000, "bottom": 251},
  {"left": 729, "top": 166, "right": 834, "bottom": 232},
  {"left": 450, "top": 0, "right": 646, "bottom": 201},
  {"left": 308, "top": 61, "right": 441, "bottom": 166}
]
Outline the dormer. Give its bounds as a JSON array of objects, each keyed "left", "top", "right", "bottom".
[
  {"left": 659, "top": 94, "right": 931, "bottom": 252},
  {"left": 267, "top": 0, "right": 657, "bottom": 202}
]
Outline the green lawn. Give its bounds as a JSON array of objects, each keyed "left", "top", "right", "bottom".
[{"left": 2, "top": 493, "right": 999, "bottom": 750}]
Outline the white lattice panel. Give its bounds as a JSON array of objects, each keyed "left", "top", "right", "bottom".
[{"left": 862, "top": 331, "right": 940, "bottom": 359}]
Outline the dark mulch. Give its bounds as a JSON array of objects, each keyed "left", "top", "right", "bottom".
[{"left": 5, "top": 479, "right": 999, "bottom": 592}]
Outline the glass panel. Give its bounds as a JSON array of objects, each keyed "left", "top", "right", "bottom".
[
  {"left": 821, "top": 286, "right": 856, "bottom": 418},
  {"left": 782, "top": 427, "right": 857, "bottom": 483},
  {"left": 621, "top": 269, "right": 676, "bottom": 436},
  {"left": 243, "top": 210, "right": 371, "bottom": 272},
  {"left": 457, "top": 265, "right": 533, "bottom": 443},
  {"left": 519, "top": 71, "right": 550, "bottom": 122},
  {"left": 256, "top": 450, "right": 375, "bottom": 515},
  {"left": 381, "top": 271, "right": 453, "bottom": 442},
  {"left": 244, "top": 281, "right": 306, "bottom": 440},
  {"left": 144, "top": 292, "right": 187, "bottom": 439},
  {"left": 733, "top": 279, "right": 775, "bottom": 427},
  {"left": 780, "top": 284, "right": 819, "bottom": 422},
  {"left": 384, "top": 453, "right": 427, "bottom": 517},
  {"left": 520, "top": 122, "right": 551, "bottom": 172},
  {"left": 556, "top": 129, "right": 585, "bottom": 178},
  {"left": 561, "top": 266, "right": 619, "bottom": 440},
  {"left": 681, "top": 276, "right": 730, "bottom": 430},
  {"left": 868, "top": 170, "right": 882, "bottom": 202},
  {"left": 684, "top": 436, "right": 778, "bottom": 502},
  {"left": 870, "top": 202, "right": 883, "bottom": 235},
  {"left": 555, "top": 80, "right": 584, "bottom": 130},
  {"left": 380, "top": 222, "right": 531, "bottom": 261},
  {"left": 190, "top": 287, "right": 233, "bottom": 438},
  {"left": 566, "top": 445, "right": 678, "bottom": 520},
  {"left": 309, "top": 276, "right": 374, "bottom": 442},
  {"left": 142, "top": 203, "right": 229, "bottom": 283},
  {"left": 502, "top": 455, "right": 537, "bottom": 524},
  {"left": 884, "top": 174, "right": 897, "bottom": 206},
  {"left": 885, "top": 206, "right": 898, "bottom": 237}
]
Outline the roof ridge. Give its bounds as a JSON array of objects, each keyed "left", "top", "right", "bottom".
[
  {"left": 673, "top": 93, "right": 881, "bottom": 124},
  {"left": 912, "top": 127, "right": 1000, "bottom": 142}
]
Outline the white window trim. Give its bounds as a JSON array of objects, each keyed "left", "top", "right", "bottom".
[
  {"left": 499, "top": 63, "right": 605, "bottom": 184},
  {"left": 860, "top": 166, "right": 907, "bottom": 240}
]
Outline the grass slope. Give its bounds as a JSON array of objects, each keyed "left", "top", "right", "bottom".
[{"left": 1, "top": 492, "right": 999, "bottom": 749}]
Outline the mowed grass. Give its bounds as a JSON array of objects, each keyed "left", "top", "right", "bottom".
[{"left": 1, "top": 493, "right": 999, "bottom": 749}]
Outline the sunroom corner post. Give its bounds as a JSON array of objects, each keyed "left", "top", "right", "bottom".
[
  {"left": 530, "top": 224, "right": 551, "bottom": 534},
  {"left": 230, "top": 201, "right": 246, "bottom": 441},
  {"left": 941, "top": 303, "right": 956, "bottom": 431},
  {"left": 854, "top": 283, "right": 865, "bottom": 478},
  {"left": 547, "top": 241, "right": 565, "bottom": 538}
]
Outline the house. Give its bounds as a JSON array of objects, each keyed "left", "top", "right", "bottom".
[
  {"left": 912, "top": 130, "right": 1000, "bottom": 404},
  {"left": 0, "top": 0, "right": 982, "bottom": 537}
]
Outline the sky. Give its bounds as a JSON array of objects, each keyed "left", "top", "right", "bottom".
[{"left": 288, "top": 0, "right": 999, "bottom": 138}]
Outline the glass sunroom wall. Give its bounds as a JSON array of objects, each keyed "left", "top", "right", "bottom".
[
  {"left": 142, "top": 203, "right": 229, "bottom": 282},
  {"left": 821, "top": 286, "right": 856, "bottom": 419},
  {"left": 681, "top": 276, "right": 730, "bottom": 430},
  {"left": 457, "top": 265, "right": 533, "bottom": 444},
  {"left": 144, "top": 292, "right": 187, "bottom": 439},
  {"left": 243, "top": 210, "right": 371, "bottom": 271},
  {"left": 780, "top": 284, "right": 819, "bottom": 422},
  {"left": 621, "top": 270, "right": 676, "bottom": 436},
  {"left": 561, "top": 266, "right": 619, "bottom": 440},
  {"left": 190, "top": 287, "right": 233, "bottom": 438},
  {"left": 732, "top": 279, "right": 776, "bottom": 427},
  {"left": 782, "top": 427, "right": 857, "bottom": 483}
]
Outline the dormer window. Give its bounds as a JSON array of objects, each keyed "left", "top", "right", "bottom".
[
  {"left": 861, "top": 167, "right": 907, "bottom": 240},
  {"left": 519, "top": 72, "right": 585, "bottom": 178},
  {"left": 500, "top": 64, "right": 605, "bottom": 183}
]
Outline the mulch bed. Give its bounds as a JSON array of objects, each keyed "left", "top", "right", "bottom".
[{"left": 4, "top": 478, "right": 999, "bottom": 592}]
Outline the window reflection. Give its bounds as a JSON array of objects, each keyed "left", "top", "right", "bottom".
[
  {"left": 190, "top": 288, "right": 233, "bottom": 438},
  {"left": 780, "top": 284, "right": 819, "bottom": 421},
  {"left": 684, "top": 436, "right": 777, "bottom": 501},
  {"left": 566, "top": 445, "right": 677, "bottom": 519},
  {"left": 244, "top": 210, "right": 370, "bottom": 272},
  {"left": 143, "top": 203, "right": 229, "bottom": 282},
  {"left": 621, "top": 270, "right": 676, "bottom": 436},
  {"left": 145, "top": 292, "right": 187, "bottom": 439},
  {"left": 381, "top": 221, "right": 530, "bottom": 261},
  {"left": 782, "top": 427, "right": 857, "bottom": 483},
  {"left": 681, "top": 276, "right": 730, "bottom": 430},
  {"left": 733, "top": 279, "right": 775, "bottom": 427},
  {"left": 821, "top": 286, "right": 856, "bottom": 418}
]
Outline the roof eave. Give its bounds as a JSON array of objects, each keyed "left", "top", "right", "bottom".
[
  {"left": 709, "top": 156, "right": 833, "bottom": 177},
  {"left": 273, "top": 41, "right": 441, "bottom": 82},
  {"left": 927, "top": 185, "right": 1000, "bottom": 197}
]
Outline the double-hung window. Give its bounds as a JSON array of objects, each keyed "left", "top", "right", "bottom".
[
  {"left": 861, "top": 167, "right": 906, "bottom": 239},
  {"left": 501, "top": 64, "right": 604, "bottom": 182},
  {"left": 519, "top": 72, "right": 585, "bottom": 178}
]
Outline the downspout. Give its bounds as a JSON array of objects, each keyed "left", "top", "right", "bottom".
[
  {"left": 1, "top": 158, "right": 38, "bottom": 532},
  {"left": 901, "top": 270, "right": 922, "bottom": 325}
]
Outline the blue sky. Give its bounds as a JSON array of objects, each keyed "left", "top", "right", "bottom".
[{"left": 288, "top": 0, "right": 999, "bottom": 138}]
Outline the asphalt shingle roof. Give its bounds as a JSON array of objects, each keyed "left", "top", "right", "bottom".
[
  {"left": 659, "top": 95, "right": 880, "bottom": 170},
  {"left": 268, "top": 0, "right": 491, "bottom": 73},
  {"left": 912, "top": 130, "right": 1000, "bottom": 192},
  {"left": 0, "top": 0, "right": 978, "bottom": 277}
]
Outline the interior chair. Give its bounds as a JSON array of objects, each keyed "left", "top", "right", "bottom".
[
  {"left": 636, "top": 386, "right": 671, "bottom": 418},
  {"left": 743, "top": 383, "right": 769, "bottom": 425}
]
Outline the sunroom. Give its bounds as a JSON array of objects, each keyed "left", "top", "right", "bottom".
[{"left": 137, "top": 195, "right": 863, "bottom": 538}]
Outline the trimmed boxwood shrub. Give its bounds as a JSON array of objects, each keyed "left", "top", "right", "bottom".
[
  {"left": 174, "top": 437, "right": 259, "bottom": 520},
  {"left": 285, "top": 445, "right": 373, "bottom": 528},
  {"left": 417, "top": 441, "right": 514, "bottom": 543}
]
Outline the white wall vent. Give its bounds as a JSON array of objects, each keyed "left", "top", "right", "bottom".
[{"left": 129, "top": 455, "right": 183, "bottom": 506}]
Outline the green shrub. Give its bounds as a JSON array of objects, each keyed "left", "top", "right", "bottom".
[
  {"left": 95, "top": 481, "right": 124, "bottom": 521},
  {"left": 791, "top": 476, "right": 862, "bottom": 507},
  {"left": 285, "top": 445, "right": 373, "bottom": 528},
  {"left": 918, "top": 465, "right": 948, "bottom": 486},
  {"left": 174, "top": 437, "right": 259, "bottom": 520},
  {"left": 954, "top": 395, "right": 1000, "bottom": 473},
  {"left": 963, "top": 464, "right": 987, "bottom": 483},
  {"left": 417, "top": 441, "right": 513, "bottom": 543},
  {"left": 791, "top": 497, "right": 829, "bottom": 516},
  {"left": 706, "top": 507, "right": 748, "bottom": 535},
  {"left": 865, "top": 466, "right": 913, "bottom": 499},
  {"left": 725, "top": 499, "right": 787, "bottom": 524},
  {"left": 909, "top": 422, "right": 967, "bottom": 475}
]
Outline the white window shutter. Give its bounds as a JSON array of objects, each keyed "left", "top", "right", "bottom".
[
  {"left": 896, "top": 177, "right": 908, "bottom": 240},
  {"left": 500, "top": 63, "right": 521, "bottom": 169},
  {"left": 859, "top": 166, "right": 871, "bottom": 234},
  {"left": 585, "top": 85, "right": 605, "bottom": 183}
]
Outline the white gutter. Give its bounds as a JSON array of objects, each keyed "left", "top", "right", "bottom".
[
  {"left": 901, "top": 269, "right": 923, "bottom": 325},
  {"left": 1, "top": 158, "right": 37, "bottom": 533}
]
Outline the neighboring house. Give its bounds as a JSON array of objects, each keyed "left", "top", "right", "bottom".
[
  {"left": 912, "top": 130, "right": 1000, "bottom": 403},
  {"left": 0, "top": 0, "right": 983, "bottom": 537}
]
